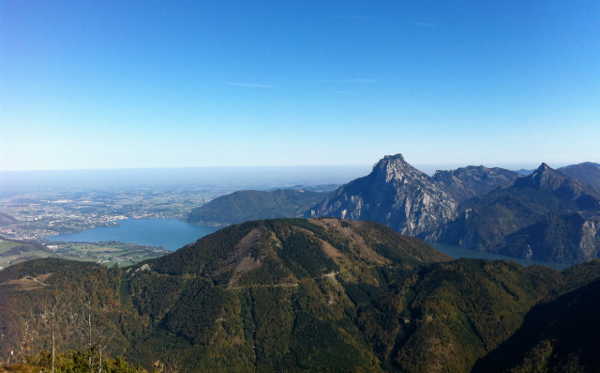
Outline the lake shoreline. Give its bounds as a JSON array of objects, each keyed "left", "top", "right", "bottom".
[{"left": 47, "top": 218, "right": 217, "bottom": 251}]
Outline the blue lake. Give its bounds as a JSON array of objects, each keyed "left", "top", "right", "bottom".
[{"left": 48, "top": 218, "right": 217, "bottom": 251}]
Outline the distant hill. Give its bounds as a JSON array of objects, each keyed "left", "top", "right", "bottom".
[
  {"left": 514, "top": 169, "right": 534, "bottom": 176},
  {"left": 0, "top": 213, "right": 17, "bottom": 226},
  {"left": 432, "top": 165, "right": 519, "bottom": 202},
  {"left": 559, "top": 162, "right": 600, "bottom": 192},
  {"left": 281, "top": 184, "right": 340, "bottom": 192},
  {"left": 5, "top": 218, "right": 600, "bottom": 372},
  {"left": 434, "top": 163, "right": 600, "bottom": 263},
  {"left": 188, "top": 189, "right": 329, "bottom": 226}
]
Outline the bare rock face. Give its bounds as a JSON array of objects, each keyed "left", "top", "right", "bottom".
[
  {"left": 580, "top": 218, "right": 600, "bottom": 260},
  {"left": 306, "top": 154, "right": 458, "bottom": 236}
]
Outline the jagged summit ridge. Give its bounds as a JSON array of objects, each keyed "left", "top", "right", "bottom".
[
  {"left": 514, "top": 162, "right": 565, "bottom": 189},
  {"left": 513, "top": 163, "right": 600, "bottom": 204},
  {"left": 538, "top": 162, "right": 551, "bottom": 171}
]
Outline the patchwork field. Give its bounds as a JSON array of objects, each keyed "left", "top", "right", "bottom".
[{"left": 0, "top": 238, "right": 169, "bottom": 269}]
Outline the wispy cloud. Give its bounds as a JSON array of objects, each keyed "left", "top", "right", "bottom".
[
  {"left": 226, "top": 82, "right": 273, "bottom": 88},
  {"left": 321, "top": 78, "right": 377, "bottom": 84}
]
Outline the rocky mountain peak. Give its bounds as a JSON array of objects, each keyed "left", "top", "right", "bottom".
[
  {"left": 381, "top": 153, "right": 406, "bottom": 162},
  {"left": 537, "top": 162, "right": 552, "bottom": 172},
  {"left": 307, "top": 153, "right": 458, "bottom": 236},
  {"left": 372, "top": 153, "right": 428, "bottom": 183},
  {"left": 516, "top": 162, "right": 568, "bottom": 191}
]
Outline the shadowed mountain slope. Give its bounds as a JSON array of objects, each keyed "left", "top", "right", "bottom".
[
  {"left": 559, "top": 162, "right": 600, "bottom": 193},
  {"left": 432, "top": 166, "right": 519, "bottom": 202},
  {"left": 188, "top": 189, "right": 329, "bottom": 226},
  {"left": 473, "top": 271, "right": 600, "bottom": 373},
  {"left": 435, "top": 164, "right": 600, "bottom": 263}
]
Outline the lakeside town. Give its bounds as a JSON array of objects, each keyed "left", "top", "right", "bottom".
[{"left": 0, "top": 186, "right": 221, "bottom": 241}]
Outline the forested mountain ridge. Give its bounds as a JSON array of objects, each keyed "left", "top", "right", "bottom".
[
  {"left": 473, "top": 270, "right": 600, "bottom": 373},
  {"left": 188, "top": 189, "right": 329, "bottom": 226},
  {"left": 3, "top": 218, "right": 600, "bottom": 372}
]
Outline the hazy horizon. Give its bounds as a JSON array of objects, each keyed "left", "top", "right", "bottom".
[
  {"left": 0, "top": 160, "right": 574, "bottom": 174},
  {"left": 0, "top": 159, "right": 582, "bottom": 196}
]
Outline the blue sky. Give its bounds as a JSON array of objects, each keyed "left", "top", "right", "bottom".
[{"left": 1, "top": 0, "right": 599, "bottom": 171}]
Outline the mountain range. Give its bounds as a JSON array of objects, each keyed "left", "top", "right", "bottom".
[
  {"left": 2, "top": 218, "right": 600, "bottom": 372},
  {"left": 183, "top": 155, "right": 600, "bottom": 265},
  {"left": 3, "top": 154, "right": 600, "bottom": 371},
  {"left": 436, "top": 163, "right": 600, "bottom": 263},
  {"left": 304, "top": 154, "right": 600, "bottom": 264}
]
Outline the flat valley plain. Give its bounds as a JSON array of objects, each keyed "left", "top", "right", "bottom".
[{"left": 0, "top": 237, "right": 169, "bottom": 270}]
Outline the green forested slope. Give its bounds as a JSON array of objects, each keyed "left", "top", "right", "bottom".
[
  {"left": 2, "top": 219, "right": 600, "bottom": 372},
  {"left": 188, "top": 189, "right": 328, "bottom": 226},
  {"left": 473, "top": 272, "right": 600, "bottom": 373}
]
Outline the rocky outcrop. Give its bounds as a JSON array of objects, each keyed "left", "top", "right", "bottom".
[
  {"left": 580, "top": 218, "right": 600, "bottom": 260},
  {"left": 306, "top": 154, "right": 458, "bottom": 236}
]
